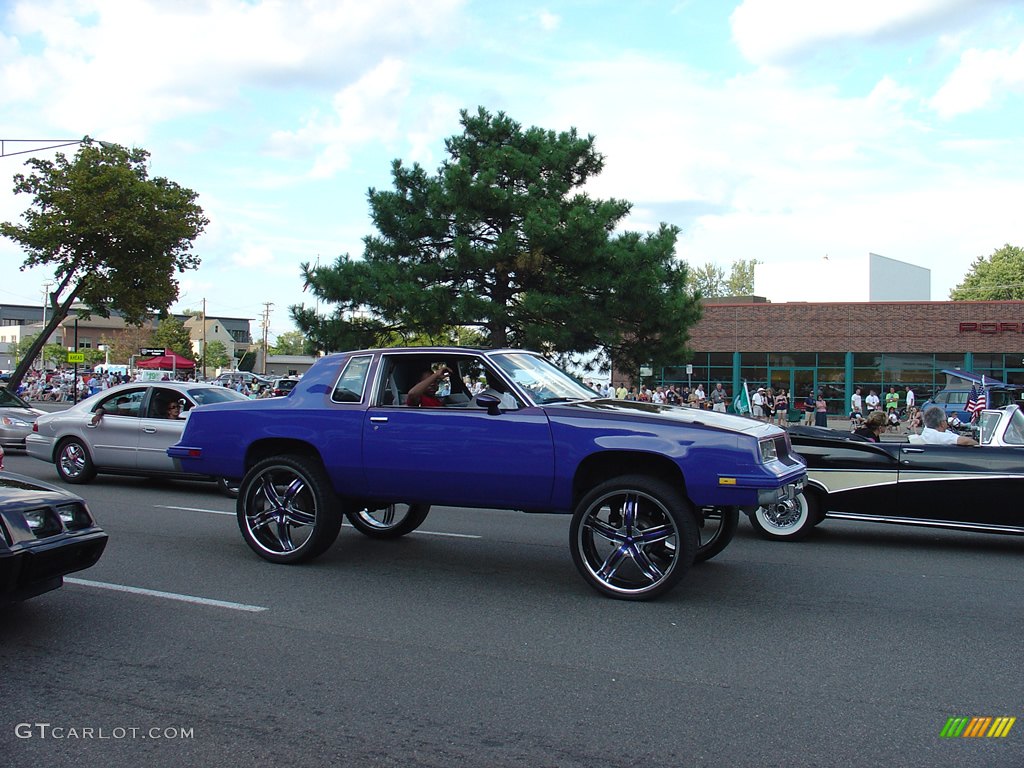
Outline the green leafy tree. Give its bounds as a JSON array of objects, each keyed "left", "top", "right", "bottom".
[
  {"left": 43, "top": 343, "right": 68, "bottom": 368},
  {"left": 726, "top": 258, "right": 758, "bottom": 296},
  {"left": 153, "top": 315, "right": 195, "bottom": 361},
  {"left": 104, "top": 326, "right": 157, "bottom": 364},
  {"left": 690, "top": 259, "right": 758, "bottom": 298},
  {"left": 950, "top": 244, "right": 1024, "bottom": 300},
  {"left": 203, "top": 340, "right": 231, "bottom": 370},
  {"left": 1, "top": 138, "right": 208, "bottom": 392},
  {"left": 292, "top": 107, "right": 701, "bottom": 372},
  {"left": 690, "top": 263, "right": 726, "bottom": 297},
  {"left": 269, "top": 330, "right": 312, "bottom": 356}
]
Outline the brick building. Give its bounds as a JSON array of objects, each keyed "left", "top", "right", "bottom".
[{"left": 650, "top": 298, "right": 1024, "bottom": 413}]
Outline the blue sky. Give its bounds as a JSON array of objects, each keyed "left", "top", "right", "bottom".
[{"left": 2, "top": 0, "right": 1023, "bottom": 342}]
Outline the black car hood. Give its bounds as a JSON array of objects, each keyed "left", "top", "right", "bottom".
[{"left": 0, "top": 472, "right": 80, "bottom": 505}]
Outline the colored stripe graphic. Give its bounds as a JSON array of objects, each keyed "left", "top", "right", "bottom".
[{"left": 940, "top": 716, "right": 1015, "bottom": 738}]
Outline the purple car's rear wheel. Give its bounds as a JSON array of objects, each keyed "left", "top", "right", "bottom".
[
  {"left": 237, "top": 455, "right": 342, "bottom": 563},
  {"left": 345, "top": 503, "right": 430, "bottom": 539},
  {"left": 570, "top": 475, "right": 698, "bottom": 601}
]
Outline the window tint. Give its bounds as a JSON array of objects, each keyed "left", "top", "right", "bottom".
[{"left": 332, "top": 355, "right": 372, "bottom": 403}]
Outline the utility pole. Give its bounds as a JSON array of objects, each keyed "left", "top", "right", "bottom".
[
  {"left": 261, "top": 302, "right": 273, "bottom": 376},
  {"left": 201, "top": 298, "right": 207, "bottom": 380}
]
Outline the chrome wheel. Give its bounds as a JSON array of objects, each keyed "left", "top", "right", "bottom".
[
  {"left": 749, "top": 491, "right": 815, "bottom": 541},
  {"left": 570, "top": 475, "right": 697, "bottom": 601},
  {"left": 237, "top": 455, "right": 341, "bottom": 563},
  {"left": 346, "top": 503, "right": 430, "bottom": 539},
  {"left": 56, "top": 439, "right": 96, "bottom": 484}
]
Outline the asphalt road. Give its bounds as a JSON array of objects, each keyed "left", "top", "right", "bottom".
[{"left": 1, "top": 450, "right": 1022, "bottom": 768}]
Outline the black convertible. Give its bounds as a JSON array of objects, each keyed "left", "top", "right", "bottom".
[{"left": 749, "top": 405, "right": 1024, "bottom": 540}]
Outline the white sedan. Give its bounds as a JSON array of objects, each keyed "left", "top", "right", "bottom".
[{"left": 26, "top": 381, "right": 248, "bottom": 494}]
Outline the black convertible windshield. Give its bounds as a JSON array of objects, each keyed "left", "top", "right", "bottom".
[{"left": 489, "top": 353, "right": 599, "bottom": 405}]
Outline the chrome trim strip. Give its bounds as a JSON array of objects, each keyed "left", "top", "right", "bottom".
[{"left": 824, "top": 511, "right": 1024, "bottom": 535}]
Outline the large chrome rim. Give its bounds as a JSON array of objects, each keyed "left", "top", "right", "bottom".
[
  {"left": 241, "top": 465, "right": 319, "bottom": 555},
  {"left": 576, "top": 489, "right": 680, "bottom": 596},
  {"left": 350, "top": 503, "right": 415, "bottom": 531},
  {"left": 59, "top": 442, "right": 88, "bottom": 479}
]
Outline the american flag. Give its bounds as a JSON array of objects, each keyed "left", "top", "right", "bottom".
[{"left": 968, "top": 378, "right": 987, "bottom": 421}]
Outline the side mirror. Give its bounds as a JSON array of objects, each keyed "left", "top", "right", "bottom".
[{"left": 475, "top": 393, "right": 502, "bottom": 415}]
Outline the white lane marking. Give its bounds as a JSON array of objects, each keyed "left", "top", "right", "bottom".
[
  {"left": 65, "top": 578, "right": 268, "bottom": 613},
  {"left": 152, "top": 505, "right": 482, "bottom": 538},
  {"left": 156, "top": 504, "right": 234, "bottom": 516}
]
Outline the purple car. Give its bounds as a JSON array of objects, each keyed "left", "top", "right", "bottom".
[{"left": 169, "top": 348, "right": 805, "bottom": 600}]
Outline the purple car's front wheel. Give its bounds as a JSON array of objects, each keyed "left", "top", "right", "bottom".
[
  {"left": 237, "top": 455, "right": 342, "bottom": 564},
  {"left": 570, "top": 475, "right": 698, "bottom": 601}
]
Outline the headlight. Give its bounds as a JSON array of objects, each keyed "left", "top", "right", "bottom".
[
  {"left": 758, "top": 438, "right": 778, "bottom": 463},
  {"left": 1, "top": 416, "right": 30, "bottom": 428},
  {"left": 57, "top": 502, "right": 93, "bottom": 530},
  {"left": 22, "top": 507, "right": 61, "bottom": 536}
]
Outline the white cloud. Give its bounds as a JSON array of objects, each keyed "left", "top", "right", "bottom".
[
  {"left": 930, "top": 42, "right": 1024, "bottom": 117},
  {"left": 730, "top": 0, "right": 1007, "bottom": 67},
  {"left": 538, "top": 11, "right": 561, "bottom": 32},
  {"left": 0, "top": 0, "right": 465, "bottom": 139}
]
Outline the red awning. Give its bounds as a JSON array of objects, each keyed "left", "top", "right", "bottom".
[{"left": 135, "top": 349, "right": 196, "bottom": 369}]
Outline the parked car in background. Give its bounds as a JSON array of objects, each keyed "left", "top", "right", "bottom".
[
  {"left": 0, "top": 470, "right": 108, "bottom": 604},
  {"left": 213, "top": 371, "right": 271, "bottom": 390},
  {"left": 26, "top": 381, "right": 249, "bottom": 495},
  {"left": 270, "top": 377, "right": 300, "bottom": 397},
  {"left": 749, "top": 410, "right": 1024, "bottom": 541},
  {"left": 170, "top": 347, "right": 806, "bottom": 601},
  {"left": 0, "top": 388, "right": 45, "bottom": 450}
]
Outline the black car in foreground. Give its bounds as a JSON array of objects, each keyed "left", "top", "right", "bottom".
[
  {"left": 0, "top": 468, "right": 108, "bottom": 605},
  {"left": 749, "top": 410, "right": 1024, "bottom": 541}
]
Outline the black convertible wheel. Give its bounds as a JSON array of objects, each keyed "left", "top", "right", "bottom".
[
  {"left": 693, "top": 506, "right": 739, "bottom": 563},
  {"left": 55, "top": 438, "right": 97, "bottom": 484},
  {"left": 236, "top": 455, "right": 342, "bottom": 564},
  {"left": 345, "top": 503, "right": 430, "bottom": 539},
  {"left": 748, "top": 490, "right": 819, "bottom": 541},
  {"left": 570, "top": 475, "right": 698, "bottom": 601}
]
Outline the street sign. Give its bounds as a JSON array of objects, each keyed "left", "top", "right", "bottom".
[
  {"left": 67, "top": 352, "right": 85, "bottom": 363},
  {"left": 140, "top": 348, "right": 165, "bottom": 356}
]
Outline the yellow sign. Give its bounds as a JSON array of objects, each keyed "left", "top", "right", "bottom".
[{"left": 67, "top": 352, "right": 85, "bottom": 363}]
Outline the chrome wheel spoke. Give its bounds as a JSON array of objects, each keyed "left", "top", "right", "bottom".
[{"left": 630, "top": 544, "right": 666, "bottom": 583}]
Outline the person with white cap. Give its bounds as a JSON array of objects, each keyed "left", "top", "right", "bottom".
[{"left": 752, "top": 386, "right": 767, "bottom": 421}]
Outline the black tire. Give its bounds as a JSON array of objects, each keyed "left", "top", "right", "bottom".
[
  {"left": 570, "top": 474, "right": 698, "bottom": 601},
  {"left": 748, "top": 489, "right": 820, "bottom": 541},
  {"left": 55, "top": 438, "right": 97, "bottom": 484},
  {"left": 217, "top": 477, "right": 240, "bottom": 498},
  {"left": 693, "top": 506, "right": 739, "bottom": 564},
  {"left": 345, "top": 503, "right": 430, "bottom": 539},
  {"left": 236, "top": 455, "right": 342, "bottom": 564}
]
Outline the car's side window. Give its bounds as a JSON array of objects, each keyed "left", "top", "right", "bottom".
[
  {"left": 96, "top": 389, "right": 145, "bottom": 418},
  {"left": 332, "top": 355, "right": 372, "bottom": 403}
]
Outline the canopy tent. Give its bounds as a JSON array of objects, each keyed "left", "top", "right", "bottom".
[{"left": 135, "top": 349, "right": 196, "bottom": 370}]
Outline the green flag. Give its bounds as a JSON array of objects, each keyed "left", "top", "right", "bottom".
[{"left": 732, "top": 380, "right": 751, "bottom": 415}]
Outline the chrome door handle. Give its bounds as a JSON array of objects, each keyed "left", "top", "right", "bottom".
[
  {"left": 144, "top": 427, "right": 157, "bottom": 433},
  {"left": 369, "top": 416, "right": 388, "bottom": 423}
]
